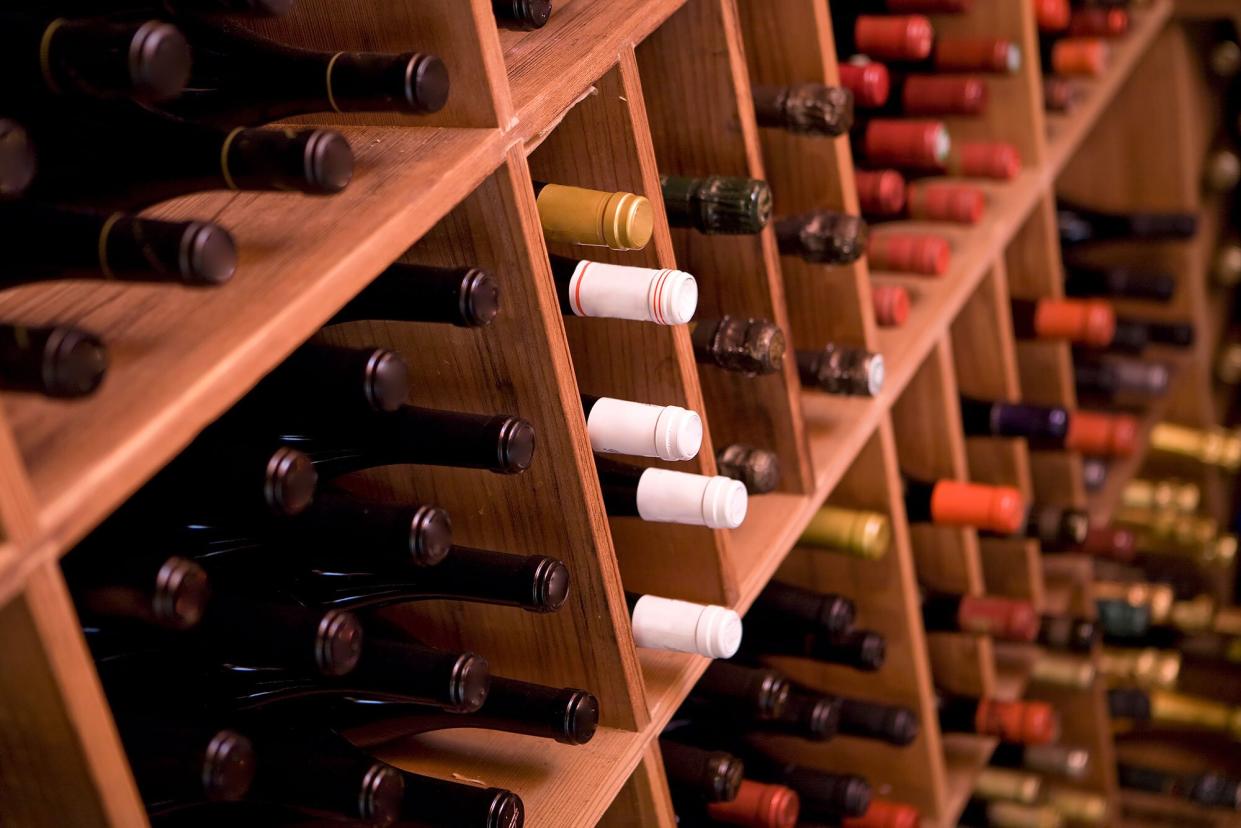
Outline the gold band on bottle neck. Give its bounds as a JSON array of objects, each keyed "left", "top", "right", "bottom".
[
  {"left": 799, "top": 505, "right": 891, "bottom": 559},
  {"left": 535, "top": 183, "right": 654, "bottom": 251},
  {"left": 975, "top": 769, "right": 1042, "bottom": 804}
]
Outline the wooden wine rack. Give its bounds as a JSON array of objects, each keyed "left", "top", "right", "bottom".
[{"left": 1, "top": 0, "right": 1233, "bottom": 825}]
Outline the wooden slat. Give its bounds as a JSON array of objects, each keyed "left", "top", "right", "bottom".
[{"left": 598, "top": 743, "right": 678, "bottom": 827}]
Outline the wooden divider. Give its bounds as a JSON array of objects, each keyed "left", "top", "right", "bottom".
[
  {"left": 598, "top": 744, "right": 678, "bottom": 827},
  {"left": 635, "top": 0, "right": 815, "bottom": 493}
]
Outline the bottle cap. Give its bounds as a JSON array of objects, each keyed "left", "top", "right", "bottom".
[
  {"left": 1079, "top": 526, "right": 1137, "bottom": 561},
  {"left": 303, "top": 129, "right": 356, "bottom": 193},
  {"left": 1039, "top": 615, "right": 1099, "bottom": 652},
  {"left": 536, "top": 184, "right": 654, "bottom": 251},
  {"left": 800, "top": 505, "right": 892, "bottom": 559},
  {"left": 868, "top": 233, "right": 951, "bottom": 276},
  {"left": 1022, "top": 744, "right": 1090, "bottom": 780},
  {"left": 839, "top": 62, "right": 892, "bottom": 109},
  {"left": 1034, "top": 0, "right": 1071, "bottom": 31},
  {"left": 448, "top": 652, "right": 492, "bottom": 713},
  {"left": 853, "top": 15, "right": 934, "bottom": 61},
  {"left": 1031, "top": 653, "right": 1096, "bottom": 688},
  {"left": 265, "top": 446, "right": 319, "bottom": 516},
  {"left": 755, "top": 83, "right": 856, "bottom": 135},
  {"left": 181, "top": 221, "right": 239, "bottom": 286},
  {"left": 855, "top": 169, "right": 907, "bottom": 217},
  {"left": 317, "top": 609, "right": 364, "bottom": 677},
  {"left": 360, "top": 765, "right": 404, "bottom": 824},
  {"left": 1214, "top": 243, "right": 1241, "bottom": 286},
  {"left": 562, "top": 690, "right": 600, "bottom": 744},
  {"left": 976, "top": 699, "right": 1059, "bottom": 744},
  {"left": 630, "top": 594, "right": 743, "bottom": 658},
  {"left": 1083, "top": 457, "right": 1110, "bottom": 489},
  {"left": 957, "top": 142, "right": 1022, "bottom": 179},
  {"left": 907, "top": 181, "right": 986, "bottom": 224},
  {"left": 928, "top": 480, "right": 1026, "bottom": 533},
  {"left": 1027, "top": 505, "right": 1089, "bottom": 547},
  {"left": 707, "top": 780, "right": 800, "bottom": 828},
  {"left": 863, "top": 120, "right": 950, "bottom": 170},
  {"left": 662, "top": 175, "right": 774, "bottom": 235},
  {"left": 716, "top": 444, "right": 782, "bottom": 494},
  {"left": 586, "top": 398, "right": 702, "bottom": 461},
  {"left": 957, "top": 595, "right": 1040, "bottom": 641},
  {"left": 1031, "top": 299, "right": 1116, "bottom": 346},
  {"left": 798, "top": 345, "right": 884, "bottom": 397},
  {"left": 130, "top": 21, "right": 192, "bottom": 103},
  {"left": 934, "top": 37, "right": 1023, "bottom": 74},
  {"left": 1210, "top": 40, "right": 1241, "bottom": 78},
  {"left": 1066, "top": 411, "right": 1138, "bottom": 457},
  {"left": 1068, "top": 8, "right": 1129, "bottom": 37},
  {"left": 902, "top": 76, "right": 988, "bottom": 116},
  {"left": 486, "top": 790, "right": 524, "bottom": 827},
  {"left": 842, "top": 798, "right": 920, "bottom": 828},
  {"left": 0, "top": 120, "right": 36, "bottom": 198},
  {"left": 1218, "top": 343, "right": 1241, "bottom": 384},
  {"left": 1048, "top": 788, "right": 1107, "bottom": 824},
  {"left": 775, "top": 211, "right": 868, "bottom": 264},
  {"left": 1044, "top": 77, "right": 1077, "bottom": 112},
  {"left": 1052, "top": 38, "right": 1109, "bottom": 77},
  {"left": 635, "top": 468, "right": 748, "bottom": 529},
  {"left": 872, "top": 285, "right": 910, "bottom": 327},
  {"left": 976, "top": 768, "right": 1043, "bottom": 804},
  {"left": 204, "top": 730, "right": 255, "bottom": 803},
  {"left": 499, "top": 0, "right": 554, "bottom": 29},
  {"left": 694, "top": 316, "right": 786, "bottom": 376},
  {"left": 567, "top": 260, "right": 698, "bottom": 325},
  {"left": 154, "top": 556, "right": 210, "bottom": 631},
  {"left": 400, "top": 52, "right": 451, "bottom": 113}
]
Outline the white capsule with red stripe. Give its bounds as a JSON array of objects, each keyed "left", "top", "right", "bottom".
[{"left": 566, "top": 260, "right": 698, "bottom": 325}]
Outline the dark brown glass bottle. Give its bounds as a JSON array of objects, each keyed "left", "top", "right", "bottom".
[
  {"left": 395, "top": 771, "right": 526, "bottom": 827},
  {"left": 118, "top": 718, "right": 255, "bottom": 813},
  {"left": 742, "top": 626, "right": 886, "bottom": 672},
  {"left": 692, "top": 317, "right": 786, "bottom": 376},
  {"left": 752, "top": 83, "right": 854, "bottom": 136},
  {"left": 1058, "top": 201, "right": 1197, "bottom": 245},
  {"left": 688, "top": 661, "right": 791, "bottom": 721},
  {"left": 1064, "top": 265, "right": 1175, "bottom": 302},
  {"left": 196, "top": 593, "right": 363, "bottom": 676},
  {"left": 287, "top": 489, "right": 453, "bottom": 571},
  {"left": 0, "top": 323, "right": 107, "bottom": 398},
  {"left": 737, "top": 746, "right": 871, "bottom": 820},
  {"left": 660, "top": 739, "right": 746, "bottom": 803},
  {"left": 797, "top": 344, "right": 884, "bottom": 397},
  {"left": 1118, "top": 763, "right": 1241, "bottom": 811},
  {"left": 774, "top": 210, "right": 868, "bottom": 265},
  {"left": 492, "top": 0, "right": 553, "bottom": 29},
  {"left": 63, "top": 547, "right": 209, "bottom": 631},
  {"left": 330, "top": 264, "right": 501, "bottom": 328},
  {"left": 749, "top": 580, "right": 856, "bottom": 639},
  {"left": 838, "top": 696, "right": 920, "bottom": 745},
  {"left": 716, "top": 444, "right": 782, "bottom": 494}
]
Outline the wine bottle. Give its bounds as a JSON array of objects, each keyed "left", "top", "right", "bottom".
[
  {"left": 1041, "top": 34, "right": 1109, "bottom": 77},
  {"left": 335, "top": 675, "right": 600, "bottom": 746},
  {"left": 197, "top": 594, "right": 362, "bottom": 676},
  {"left": 277, "top": 405, "right": 536, "bottom": 478},
  {"left": 1060, "top": 410, "right": 1138, "bottom": 457},
  {"left": 533, "top": 181, "right": 653, "bottom": 251},
  {"left": 797, "top": 344, "right": 885, "bottom": 397},
  {"left": 662, "top": 174, "right": 773, "bottom": 235},
  {"left": 704, "top": 779, "right": 800, "bottom": 828},
  {"left": 902, "top": 476, "right": 1025, "bottom": 533},
  {"left": 0, "top": 119, "right": 37, "bottom": 200},
  {"left": 856, "top": 171, "right": 986, "bottom": 224},
  {"left": 749, "top": 580, "right": 856, "bottom": 639},
  {"left": 692, "top": 316, "right": 785, "bottom": 376},
  {"left": 1063, "top": 265, "right": 1175, "bottom": 302},
  {"left": 0, "top": 203, "right": 237, "bottom": 287},
  {"left": 716, "top": 444, "right": 782, "bottom": 494},
  {"left": 0, "top": 13, "right": 190, "bottom": 103},
  {"left": 938, "top": 695, "right": 1059, "bottom": 744},
  {"left": 63, "top": 547, "right": 209, "bottom": 631},
  {"left": 660, "top": 739, "right": 745, "bottom": 803},
  {"left": 492, "top": 0, "right": 553, "bottom": 30},
  {"left": 922, "top": 593, "right": 1039, "bottom": 642},
  {"left": 393, "top": 770, "right": 526, "bottom": 827},
  {"left": 872, "top": 284, "right": 909, "bottom": 327},
  {"left": 583, "top": 394, "right": 702, "bottom": 461},
  {"left": 1058, "top": 201, "right": 1197, "bottom": 245},
  {"left": 991, "top": 743, "right": 1090, "bottom": 781},
  {"left": 164, "top": 18, "right": 448, "bottom": 125},
  {"left": 948, "top": 139, "right": 1022, "bottom": 179},
  {"left": 1074, "top": 354, "right": 1171, "bottom": 399},
  {"left": 1068, "top": 6, "right": 1128, "bottom": 36},
  {"left": 1204, "top": 147, "right": 1240, "bottom": 194},
  {"left": 959, "top": 798, "right": 1060, "bottom": 828},
  {"left": 1122, "top": 477, "right": 1199, "bottom": 514},
  {"left": 598, "top": 457, "right": 748, "bottom": 529},
  {"left": 1118, "top": 763, "right": 1241, "bottom": 811},
  {"left": 1021, "top": 504, "right": 1089, "bottom": 549},
  {"left": 751, "top": 83, "right": 854, "bottom": 136},
  {"left": 774, "top": 210, "right": 868, "bottom": 265},
  {"left": 959, "top": 397, "right": 1070, "bottom": 441},
  {"left": 851, "top": 118, "right": 951, "bottom": 172},
  {"left": 287, "top": 489, "right": 453, "bottom": 571},
  {"left": 627, "top": 592, "right": 742, "bottom": 659},
  {"left": 1098, "top": 646, "right": 1180, "bottom": 689},
  {"left": 1029, "top": 652, "right": 1096, "bottom": 689},
  {"left": 838, "top": 696, "right": 920, "bottom": 745},
  {"left": 830, "top": 11, "right": 934, "bottom": 62},
  {"left": 1073, "top": 525, "right": 1137, "bottom": 561},
  {"left": 330, "top": 263, "right": 500, "bottom": 328},
  {"left": 799, "top": 798, "right": 920, "bottom": 828},
  {"left": 1043, "top": 76, "right": 1078, "bottom": 112},
  {"left": 118, "top": 717, "right": 255, "bottom": 811},
  {"left": 840, "top": 62, "right": 988, "bottom": 116},
  {"left": 548, "top": 254, "right": 697, "bottom": 325},
  {"left": 245, "top": 343, "right": 411, "bottom": 425},
  {"left": 0, "top": 322, "right": 108, "bottom": 398},
  {"left": 26, "top": 101, "right": 354, "bottom": 208},
  {"left": 246, "top": 726, "right": 404, "bottom": 825},
  {"left": 742, "top": 625, "right": 886, "bottom": 672},
  {"left": 1107, "top": 687, "right": 1241, "bottom": 738},
  {"left": 1149, "top": 422, "right": 1241, "bottom": 470},
  {"left": 1214, "top": 242, "right": 1241, "bottom": 287},
  {"left": 973, "top": 768, "right": 1042, "bottom": 804},
  {"left": 350, "top": 634, "right": 491, "bottom": 713},
  {"left": 1038, "top": 615, "right": 1099, "bottom": 652},
  {"left": 737, "top": 749, "right": 871, "bottom": 820},
  {"left": 1081, "top": 457, "right": 1107, "bottom": 491},
  {"left": 877, "top": 34, "right": 1024, "bottom": 74},
  {"left": 763, "top": 687, "right": 841, "bottom": 742},
  {"left": 688, "top": 661, "right": 791, "bottom": 721},
  {"left": 1114, "top": 317, "right": 1195, "bottom": 349},
  {"left": 867, "top": 230, "right": 951, "bottom": 275},
  {"left": 1009, "top": 297, "right": 1116, "bottom": 347},
  {"left": 799, "top": 505, "right": 892, "bottom": 560}
]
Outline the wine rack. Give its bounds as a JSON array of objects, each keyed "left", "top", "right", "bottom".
[{"left": 2, "top": 0, "right": 1236, "bottom": 826}]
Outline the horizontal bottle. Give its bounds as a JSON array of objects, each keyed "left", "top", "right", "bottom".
[
  {"left": 1021, "top": 504, "right": 1089, "bottom": 549},
  {"left": 716, "top": 444, "right": 782, "bottom": 494},
  {"left": 867, "top": 231, "right": 951, "bottom": 276},
  {"left": 886, "top": 35, "right": 1024, "bottom": 74},
  {"left": 350, "top": 635, "right": 491, "bottom": 713},
  {"left": 336, "top": 675, "right": 600, "bottom": 746},
  {"left": 1042, "top": 34, "right": 1109, "bottom": 77},
  {"left": 1043, "top": 76, "right": 1078, "bottom": 112},
  {"left": 1149, "top": 423, "right": 1241, "bottom": 470},
  {"left": 0, "top": 322, "right": 108, "bottom": 398},
  {"left": 393, "top": 770, "right": 525, "bottom": 827},
  {"left": 1122, "top": 477, "right": 1200, "bottom": 514},
  {"left": 1074, "top": 525, "right": 1137, "bottom": 561},
  {"left": 1058, "top": 201, "right": 1198, "bottom": 245},
  {"left": 774, "top": 210, "right": 868, "bottom": 265},
  {"left": 583, "top": 394, "right": 702, "bottom": 461},
  {"left": 688, "top": 661, "right": 790, "bottom": 721},
  {"left": 1098, "top": 646, "right": 1180, "bottom": 689},
  {"left": 1064, "top": 265, "right": 1175, "bottom": 302},
  {"left": 246, "top": 726, "right": 404, "bottom": 825},
  {"left": 197, "top": 593, "right": 362, "bottom": 676},
  {"left": 1117, "top": 763, "right": 1241, "bottom": 811},
  {"left": 973, "top": 768, "right": 1042, "bottom": 805},
  {"left": 750, "top": 580, "right": 856, "bottom": 639},
  {"left": 959, "top": 798, "right": 1061, "bottom": 828},
  {"left": 627, "top": 592, "right": 742, "bottom": 658},
  {"left": 742, "top": 625, "right": 886, "bottom": 672},
  {"left": 851, "top": 118, "right": 951, "bottom": 172},
  {"left": 1107, "top": 687, "right": 1241, "bottom": 738},
  {"left": 799, "top": 505, "right": 892, "bottom": 560},
  {"left": 1204, "top": 147, "right": 1240, "bottom": 194},
  {"left": 534, "top": 181, "right": 653, "bottom": 251},
  {"left": 1113, "top": 316, "right": 1195, "bottom": 350},
  {"left": 903, "top": 476, "right": 1025, "bottom": 533},
  {"left": 797, "top": 344, "right": 885, "bottom": 397},
  {"left": 830, "top": 11, "right": 934, "bottom": 62},
  {"left": 762, "top": 687, "right": 841, "bottom": 742},
  {"left": 946, "top": 140, "right": 1022, "bottom": 179},
  {"left": 245, "top": 342, "right": 411, "bottom": 423},
  {"left": 0, "top": 203, "right": 237, "bottom": 287},
  {"left": 1213, "top": 242, "right": 1241, "bottom": 287},
  {"left": 704, "top": 779, "right": 801, "bottom": 828},
  {"left": 63, "top": 547, "right": 209, "bottom": 632},
  {"left": 872, "top": 284, "right": 910, "bottom": 328},
  {"left": 492, "top": 0, "right": 552, "bottom": 28},
  {"left": 330, "top": 263, "right": 500, "bottom": 328},
  {"left": 1009, "top": 297, "right": 1115, "bottom": 347},
  {"left": 0, "top": 13, "right": 190, "bottom": 103},
  {"left": 0, "top": 119, "right": 36, "bottom": 199},
  {"left": 1068, "top": 6, "right": 1128, "bottom": 36},
  {"left": 165, "top": 18, "right": 448, "bottom": 125},
  {"left": 1082, "top": 457, "right": 1107, "bottom": 491},
  {"left": 1060, "top": 410, "right": 1138, "bottom": 457},
  {"left": 991, "top": 743, "right": 1090, "bottom": 782},
  {"left": 1029, "top": 653, "right": 1096, "bottom": 689},
  {"left": 692, "top": 317, "right": 786, "bottom": 376},
  {"left": 923, "top": 593, "right": 1039, "bottom": 642},
  {"left": 661, "top": 739, "right": 745, "bottom": 803},
  {"left": 840, "top": 61, "right": 988, "bottom": 116},
  {"left": 856, "top": 170, "right": 986, "bottom": 224},
  {"left": 959, "top": 397, "right": 1070, "bottom": 441},
  {"left": 938, "top": 695, "right": 1059, "bottom": 744},
  {"left": 662, "top": 174, "right": 773, "bottom": 235},
  {"left": 597, "top": 457, "right": 748, "bottom": 529},
  {"left": 548, "top": 254, "right": 697, "bottom": 325},
  {"left": 1038, "top": 615, "right": 1100, "bottom": 652},
  {"left": 118, "top": 718, "right": 254, "bottom": 812},
  {"left": 751, "top": 83, "right": 854, "bottom": 137},
  {"left": 1074, "top": 354, "right": 1171, "bottom": 399},
  {"left": 838, "top": 696, "right": 920, "bottom": 745},
  {"left": 738, "top": 748, "right": 871, "bottom": 820}
]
